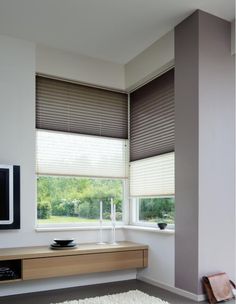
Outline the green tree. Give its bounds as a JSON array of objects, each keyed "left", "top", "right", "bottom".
[
  {"left": 139, "top": 197, "right": 174, "bottom": 223},
  {"left": 37, "top": 201, "right": 52, "bottom": 219},
  {"left": 37, "top": 176, "right": 123, "bottom": 221}
]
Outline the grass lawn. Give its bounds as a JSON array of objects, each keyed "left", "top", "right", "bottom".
[{"left": 38, "top": 215, "right": 109, "bottom": 224}]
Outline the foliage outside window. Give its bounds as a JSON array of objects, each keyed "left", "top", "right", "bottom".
[
  {"left": 135, "top": 197, "right": 175, "bottom": 226},
  {"left": 37, "top": 176, "right": 123, "bottom": 226}
]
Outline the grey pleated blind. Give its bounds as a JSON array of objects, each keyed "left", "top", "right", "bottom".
[
  {"left": 130, "top": 68, "right": 174, "bottom": 161},
  {"left": 36, "top": 76, "right": 128, "bottom": 139}
]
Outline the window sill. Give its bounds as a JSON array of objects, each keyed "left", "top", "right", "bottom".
[
  {"left": 35, "top": 225, "right": 124, "bottom": 232},
  {"left": 35, "top": 224, "right": 174, "bottom": 234},
  {"left": 123, "top": 225, "right": 175, "bottom": 234}
]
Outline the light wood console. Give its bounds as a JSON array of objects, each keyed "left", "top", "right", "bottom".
[{"left": 0, "top": 242, "right": 148, "bottom": 283}]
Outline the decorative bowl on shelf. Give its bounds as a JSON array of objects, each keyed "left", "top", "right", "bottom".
[
  {"left": 53, "top": 238, "right": 75, "bottom": 246},
  {"left": 157, "top": 223, "right": 167, "bottom": 230}
]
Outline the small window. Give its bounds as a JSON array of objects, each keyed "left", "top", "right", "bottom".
[
  {"left": 37, "top": 176, "right": 124, "bottom": 226},
  {"left": 132, "top": 197, "right": 175, "bottom": 227}
]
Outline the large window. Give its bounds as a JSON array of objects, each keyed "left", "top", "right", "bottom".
[
  {"left": 36, "top": 76, "right": 128, "bottom": 227},
  {"left": 37, "top": 176, "right": 124, "bottom": 225},
  {"left": 36, "top": 130, "right": 128, "bottom": 227}
]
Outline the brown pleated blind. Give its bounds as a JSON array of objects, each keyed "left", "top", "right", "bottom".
[
  {"left": 36, "top": 76, "right": 128, "bottom": 139},
  {"left": 130, "top": 68, "right": 174, "bottom": 161}
]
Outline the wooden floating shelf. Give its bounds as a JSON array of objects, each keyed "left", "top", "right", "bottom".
[{"left": 0, "top": 241, "right": 148, "bottom": 282}]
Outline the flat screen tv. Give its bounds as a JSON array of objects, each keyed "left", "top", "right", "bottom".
[{"left": 0, "top": 165, "right": 20, "bottom": 229}]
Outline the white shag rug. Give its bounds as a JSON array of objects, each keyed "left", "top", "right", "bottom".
[{"left": 53, "top": 290, "right": 170, "bottom": 304}]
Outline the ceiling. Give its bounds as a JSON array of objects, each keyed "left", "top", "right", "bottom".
[{"left": 0, "top": 0, "right": 234, "bottom": 64}]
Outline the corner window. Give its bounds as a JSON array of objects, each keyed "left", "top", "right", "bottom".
[{"left": 129, "top": 69, "right": 175, "bottom": 229}]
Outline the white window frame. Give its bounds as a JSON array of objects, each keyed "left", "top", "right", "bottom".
[
  {"left": 35, "top": 127, "right": 129, "bottom": 229},
  {"left": 35, "top": 175, "right": 128, "bottom": 229},
  {"left": 130, "top": 195, "right": 175, "bottom": 229}
]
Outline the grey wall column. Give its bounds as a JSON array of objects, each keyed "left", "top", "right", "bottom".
[{"left": 175, "top": 10, "right": 235, "bottom": 295}]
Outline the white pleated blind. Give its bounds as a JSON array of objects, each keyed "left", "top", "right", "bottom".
[
  {"left": 130, "top": 152, "right": 175, "bottom": 197},
  {"left": 36, "top": 130, "right": 128, "bottom": 179}
]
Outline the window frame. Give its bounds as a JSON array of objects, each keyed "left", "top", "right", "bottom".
[
  {"left": 35, "top": 175, "right": 128, "bottom": 229},
  {"left": 35, "top": 75, "right": 129, "bottom": 230},
  {"left": 130, "top": 195, "right": 175, "bottom": 229}
]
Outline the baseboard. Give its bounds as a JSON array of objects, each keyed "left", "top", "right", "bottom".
[
  {"left": 0, "top": 270, "right": 137, "bottom": 297},
  {"left": 138, "top": 275, "right": 206, "bottom": 302}
]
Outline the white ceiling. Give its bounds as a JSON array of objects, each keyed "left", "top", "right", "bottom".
[{"left": 0, "top": 0, "right": 234, "bottom": 64}]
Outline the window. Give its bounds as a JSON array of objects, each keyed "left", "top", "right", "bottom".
[
  {"left": 36, "top": 130, "right": 128, "bottom": 227},
  {"left": 130, "top": 153, "right": 175, "bottom": 197},
  {"left": 36, "top": 76, "right": 128, "bottom": 227},
  {"left": 130, "top": 153, "right": 175, "bottom": 227},
  {"left": 130, "top": 69, "right": 174, "bottom": 161},
  {"left": 37, "top": 176, "right": 124, "bottom": 226},
  {"left": 132, "top": 197, "right": 175, "bottom": 226},
  {"left": 36, "top": 130, "right": 128, "bottom": 179},
  {"left": 129, "top": 69, "right": 175, "bottom": 227}
]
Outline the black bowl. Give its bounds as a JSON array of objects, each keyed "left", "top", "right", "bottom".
[
  {"left": 53, "top": 238, "right": 75, "bottom": 246},
  {"left": 157, "top": 223, "right": 167, "bottom": 230}
]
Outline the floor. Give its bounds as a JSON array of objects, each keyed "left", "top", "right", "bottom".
[{"left": 0, "top": 279, "right": 235, "bottom": 304}]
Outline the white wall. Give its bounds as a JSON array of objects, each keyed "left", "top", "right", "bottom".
[
  {"left": 0, "top": 28, "right": 184, "bottom": 297},
  {"left": 0, "top": 34, "right": 126, "bottom": 249},
  {"left": 37, "top": 31, "right": 174, "bottom": 93},
  {"left": 0, "top": 34, "right": 36, "bottom": 248},
  {"left": 123, "top": 31, "right": 176, "bottom": 290},
  {"left": 175, "top": 11, "right": 235, "bottom": 295},
  {"left": 125, "top": 30, "right": 174, "bottom": 91},
  {"left": 198, "top": 11, "right": 235, "bottom": 289},
  {"left": 0, "top": 35, "right": 132, "bottom": 296},
  {"left": 124, "top": 230, "right": 175, "bottom": 287},
  {"left": 0, "top": 270, "right": 136, "bottom": 297},
  {"left": 36, "top": 45, "right": 125, "bottom": 91}
]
